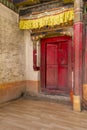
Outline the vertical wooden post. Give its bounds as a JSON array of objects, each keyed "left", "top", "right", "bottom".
[
  {"left": 83, "top": 24, "right": 87, "bottom": 101},
  {"left": 73, "top": 0, "right": 83, "bottom": 112}
]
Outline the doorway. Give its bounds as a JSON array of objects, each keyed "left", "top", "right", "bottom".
[{"left": 41, "top": 36, "right": 72, "bottom": 95}]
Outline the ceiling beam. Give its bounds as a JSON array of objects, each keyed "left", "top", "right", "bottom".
[{"left": 19, "top": 0, "right": 74, "bottom": 16}]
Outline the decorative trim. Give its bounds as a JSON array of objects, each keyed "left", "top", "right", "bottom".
[
  {"left": 14, "top": 0, "right": 39, "bottom": 7},
  {"left": 19, "top": 8, "right": 74, "bottom": 29},
  {"left": 0, "top": 81, "right": 26, "bottom": 88},
  {"left": 63, "top": 0, "right": 74, "bottom": 3}
]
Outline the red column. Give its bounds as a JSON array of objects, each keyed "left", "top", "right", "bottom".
[
  {"left": 73, "top": 0, "right": 83, "bottom": 111},
  {"left": 74, "top": 23, "right": 83, "bottom": 96},
  {"left": 83, "top": 19, "right": 87, "bottom": 102}
]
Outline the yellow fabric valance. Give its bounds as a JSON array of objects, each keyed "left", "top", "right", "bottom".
[{"left": 19, "top": 8, "right": 74, "bottom": 30}]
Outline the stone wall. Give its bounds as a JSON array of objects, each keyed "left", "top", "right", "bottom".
[{"left": 0, "top": 4, "right": 26, "bottom": 103}]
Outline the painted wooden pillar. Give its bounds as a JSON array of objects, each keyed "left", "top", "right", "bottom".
[
  {"left": 73, "top": 0, "right": 83, "bottom": 112},
  {"left": 83, "top": 22, "right": 87, "bottom": 101}
]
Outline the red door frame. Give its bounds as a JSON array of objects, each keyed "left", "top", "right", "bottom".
[{"left": 40, "top": 36, "right": 72, "bottom": 95}]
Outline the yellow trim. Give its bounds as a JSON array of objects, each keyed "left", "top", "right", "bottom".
[
  {"left": 15, "top": 0, "right": 74, "bottom": 6},
  {"left": 19, "top": 8, "right": 74, "bottom": 29},
  {"left": 15, "top": 0, "right": 39, "bottom": 6},
  {"left": 63, "top": 0, "right": 74, "bottom": 3}
]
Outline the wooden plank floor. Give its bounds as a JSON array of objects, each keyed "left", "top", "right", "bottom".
[{"left": 0, "top": 97, "right": 87, "bottom": 130}]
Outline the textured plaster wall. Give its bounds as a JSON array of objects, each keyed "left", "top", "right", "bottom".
[
  {"left": 24, "top": 30, "right": 40, "bottom": 81},
  {"left": 0, "top": 4, "right": 26, "bottom": 103},
  {"left": 0, "top": 4, "right": 25, "bottom": 83}
]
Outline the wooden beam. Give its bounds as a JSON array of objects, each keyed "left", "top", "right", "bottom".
[{"left": 19, "top": 0, "right": 63, "bottom": 16}]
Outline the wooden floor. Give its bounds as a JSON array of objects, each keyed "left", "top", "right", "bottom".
[{"left": 0, "top": 97, "right": 87, "bottom": 130}]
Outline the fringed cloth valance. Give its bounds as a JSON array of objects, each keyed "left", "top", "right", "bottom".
[{"left": 19, "top": 8, "right": 74, "bottom": 30}]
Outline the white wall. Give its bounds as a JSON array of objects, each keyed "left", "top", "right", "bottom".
[{"left": 24, "top": 30, "right": 40, "bottom": 81}]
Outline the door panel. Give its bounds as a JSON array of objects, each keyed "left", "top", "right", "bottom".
[
  {"left": 58, "top": 42, "right": 68, "bottom": 91},
  {"left": 46, "top": 66, "right": 58, "bottom": 89},
  {"left": 46, "top": 44, "right": 58, "bottom": 89},
  {"left": 58, "top": 67, "right": 68, "bottom": 90}
]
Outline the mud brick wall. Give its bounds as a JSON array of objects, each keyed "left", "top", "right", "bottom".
[{"left": 0, "top": 4, "right": 26, "bottom": 103}]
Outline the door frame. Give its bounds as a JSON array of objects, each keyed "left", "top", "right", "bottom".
[{"left": 40, "top": 36, "right": 72, "bottom": 95}]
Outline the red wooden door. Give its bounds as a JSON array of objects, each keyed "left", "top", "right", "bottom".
[{"left": 41, "top": 36, "right": 72, "bottom": 95}]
